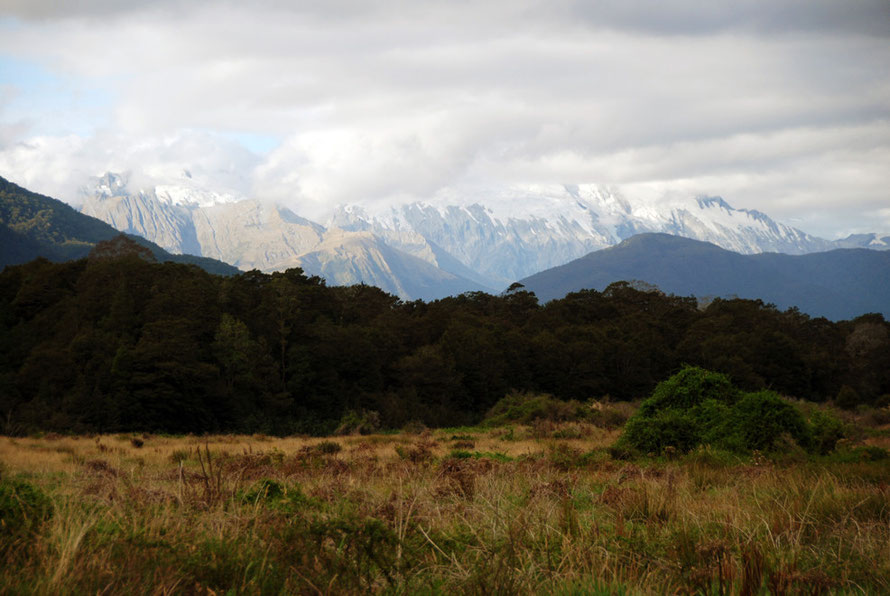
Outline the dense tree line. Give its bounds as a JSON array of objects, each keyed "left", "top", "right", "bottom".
[{"left": 1, "top": 248, "right": 888, "bottom": 435}]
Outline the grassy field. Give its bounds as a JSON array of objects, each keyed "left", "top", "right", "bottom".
[{"left": 1, "top": 422, "right": 889, "bottom": 595}]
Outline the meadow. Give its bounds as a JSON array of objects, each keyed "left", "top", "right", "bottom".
[{"left": 2, "top": 416, "right": 889, "bottom": 595}]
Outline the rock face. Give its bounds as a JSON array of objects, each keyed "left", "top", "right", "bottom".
[
  {"left": 81, "top": 189, "right": 200, "bottom": 255},
  {"left": 79, "top": 173, "right": 843, "bottom": 297},
  {"left": 292, "top": 230, "right": 488, "bottom": 301},
  {"left": 190, "top": 201, "right": 325, "bottom": 271}
]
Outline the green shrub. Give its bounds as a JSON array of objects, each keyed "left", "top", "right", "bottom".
[
  {"left": 808, "top": 409, "right": 845, "bottom": 455},
  {"left": 484, "top": 392, "right": 588, "bottom": 426},
  {"left": 621, "top": 409, "right": 701, "bottom": 454},
  {"left": 637, "top": 366, "right": 740, "bottom": 417},
  {"left": 335, "top": 410, "right": 381, "bottom": 435},
  {"left": 0, "top": 477, "right": 53, "bottom": 539},
  {"left": 716, "top": 391, "right": 810, "bottom": 452},
  {"left": 617, "top": 368, "right": 835, "bottom": 456},
  {"left": 240, "top": 478, "right": 286, "bottom": 503}
]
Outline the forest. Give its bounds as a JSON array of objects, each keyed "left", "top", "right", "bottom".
[{"left": 1, "top": 237, "right": 888, "bottom": 436}]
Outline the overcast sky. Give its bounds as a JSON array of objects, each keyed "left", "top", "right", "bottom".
[{"left": 0, "top": 0, "right": 888, "bottom": 238}]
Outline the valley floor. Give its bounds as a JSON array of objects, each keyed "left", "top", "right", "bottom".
[{"left": 1, "top": 425, "right": 889, "bottom": 594}]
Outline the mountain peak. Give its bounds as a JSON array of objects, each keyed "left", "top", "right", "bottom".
[
  {"left": 695, "top": 196, "right": 733, "bottom": 211},
  {"left": 81, "top": 171, "right": 245, "bottom": 208}
]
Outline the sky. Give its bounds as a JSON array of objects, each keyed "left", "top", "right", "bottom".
[{"left": 0, "top": 0, "right": 888, "bottom": 239}]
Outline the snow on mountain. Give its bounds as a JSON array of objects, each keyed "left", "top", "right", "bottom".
[
  {"left": 79, "top": 173, "right": 840, "bottom": 296},
  {"left": 78, "top": 172, "right": 485, "bottom": 299},
  {"left": 327, "top": 185, "right": 832, "bottom": 287},
  {"left": 832, "top": 233, "right": 890, "bottom": 251},
  {"left": 84, "top": 171, "right": 244, "bottom": 208}
]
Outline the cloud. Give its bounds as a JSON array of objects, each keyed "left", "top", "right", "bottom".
[
  {"left": 0, "top": 130, "right": 259, "bottom": 204},
  {"left": 0, "top": 1, "right": 887, "bottom": 237}
]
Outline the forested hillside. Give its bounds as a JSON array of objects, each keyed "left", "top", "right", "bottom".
[
  {"left": 520, "top": 233, "right": 890, "bottom": 320},
  {"left": 1, "top": 255, "right": 888, "bottom": 435}
]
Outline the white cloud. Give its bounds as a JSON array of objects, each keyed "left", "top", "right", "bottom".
[
  {"left": 0, "top": 1, "right": 887, "bottom": 236},
  {"left": 0, "top": 131, "right": 258, "bottom": 204}
]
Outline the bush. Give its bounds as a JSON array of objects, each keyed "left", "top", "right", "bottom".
[
  {"left": 621, "top": 409, "right": 701, "bottom": 454},
  {"left": 484, "top": 392, "right": 588, "bottom": 426},
  {"left": 616, "top": 367, "right": 836, "bottom": 456},
  {"left": 808, "top": 409, "right": 845, "bottom": 455},
  {"left": 720, "top": 391, "right": 811, "bottom": 452},
  {"left": 637, "top": 366, "right": 740, "bottom": 417},
  {"left": 335, "top": 410, "right": 381, "bottom": 435}
]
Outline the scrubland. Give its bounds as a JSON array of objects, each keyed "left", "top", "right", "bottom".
[{"left": 2, "top": 419, "right": 889, "bottom": 595}]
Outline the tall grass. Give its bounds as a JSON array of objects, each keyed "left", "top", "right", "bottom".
[{"left": 0, "top": 427, "right": 887, "bottom": 594}]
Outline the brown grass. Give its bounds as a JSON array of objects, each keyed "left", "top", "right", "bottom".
[{"left": 1, "top": 425, "right": 888, "bottom": 594}]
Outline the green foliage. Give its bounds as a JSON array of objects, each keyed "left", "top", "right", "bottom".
[
  {"left": 720, "top": 390, "right": 811, "bottom": 452},
  {"left": 638, "top": 366, "right": 740, "bottom": 416},
  {"left": 808, "top": 409, "right": 845, "bottom": 455},
  {"left": 0, "top": 477, "right": 53, "bottom": 540},
  {"left": 484, "top": 392, "right": 589, "bottom": 426},
  {"left": 237, "top": 479, "right": 312, "bottom": 513},
  {"left": 1, "top": 233, "right": 888, "bottom": 435},
  {"left": 306, "top": 516, "right": 401, "bottom": 591},
  {"left": 621, "top": 409, "right": 702, "bottom": 454},
  {"left": 618, "top": 368, "right": 837, "bottom": 456},
  {"left": 335, "top": 410, "right": 381, "bottom": 435}
]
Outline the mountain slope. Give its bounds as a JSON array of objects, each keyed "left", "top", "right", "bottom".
[
  {"left": 190, "top": 201, "right": 325, "bottom": 271},
  {"left": 519, "top": 233, "right": 890, "bottom": 320},
  {"left": 293, "top": 230, "right": 489, "bottom": 301},
  {"left": 0, "top": 176, "right": 239, "bottom": 275}
]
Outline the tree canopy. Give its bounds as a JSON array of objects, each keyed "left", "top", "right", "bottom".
[{"left": 1, "top": 256, "right": 887, "bottom": 435}]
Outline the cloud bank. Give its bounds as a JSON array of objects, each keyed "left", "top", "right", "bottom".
[{"left": 0, "top": 0, "right": 888, "bottom": 236}]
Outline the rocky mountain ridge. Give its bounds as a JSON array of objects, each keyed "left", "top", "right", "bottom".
[{"left": 77, "top": 172, "right": 875, "bottom": 298}]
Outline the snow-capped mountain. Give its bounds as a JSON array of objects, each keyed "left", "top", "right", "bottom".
[
  {"left": 832, "top": 233, "right": 890, "bottom": 251},
  {"left": 80, "top": 172, "right": 246, "bottom": 255},
  {"left": 79, "top": 173, "right": 839, "bottom": 296},
  {"left": 85, "top": 171, "right": 243, "bottom": 207},
  {"left": 328, "top": 185, "right": 832, "bottom": 287},
  {"left": 78, "top": 172, "right": 486, "bottom": 299}
]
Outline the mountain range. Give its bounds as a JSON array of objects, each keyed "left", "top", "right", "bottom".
[
  {"left": 519, "top": 233, "right": 890, "bottom": 321},
  {"left": 0, "top": 176, "right": 238, "bottom": 275},
  {"left": 4, "top": 171, "right": 888, "bottom": 315},
  {"left": 77, "top": 171, "right": 871, "bottom": 298}
]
